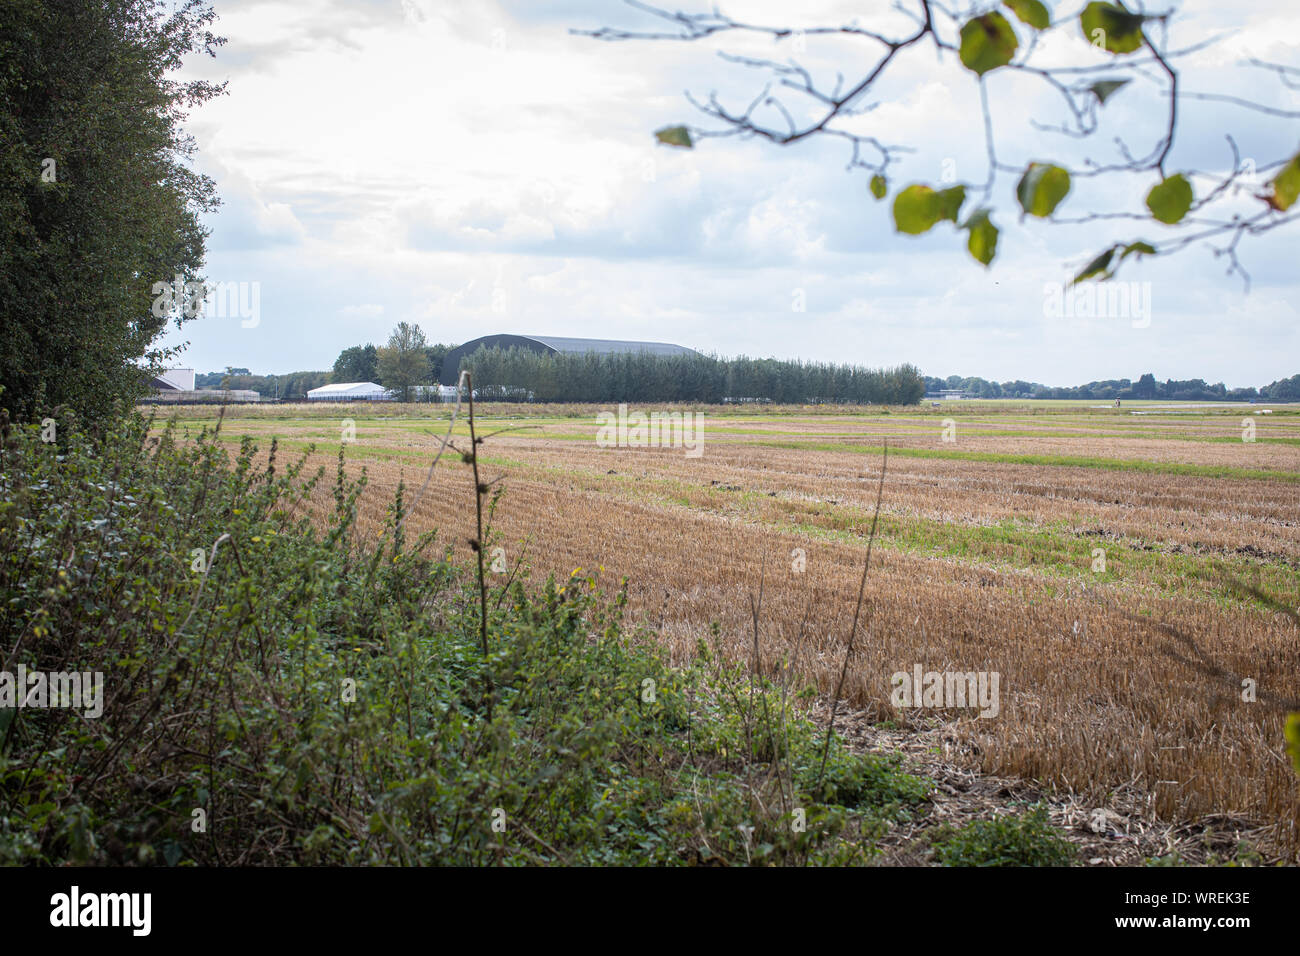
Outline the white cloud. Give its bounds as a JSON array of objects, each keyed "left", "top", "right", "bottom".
[
  {"left": 161, "top": 0, "right": 1300, "bottom": 387},
  {"left": 339, "top": 304, "right": 385, "bottom": 319}
]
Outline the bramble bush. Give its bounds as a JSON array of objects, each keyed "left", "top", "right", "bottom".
[
  {"left": 929, "top": 806, "right": 1076, "bottom": 868},
  {"left": 0, "top": 408, "right": 932, "bottom": 865}
]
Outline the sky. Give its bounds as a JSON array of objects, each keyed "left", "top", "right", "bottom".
[{"left": 160, "top": 0, "right": 1300, "bottom": 388}]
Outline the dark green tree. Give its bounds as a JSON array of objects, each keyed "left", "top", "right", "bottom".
[
  {"left": 1262, "top": 375, "right": 1300, "bottom": 401},
  {"left": 457, "top": 345, "right": 923, "bottom": 405},
  {"left": 423, "top": 343, "right": 455, "bottom": 384},
  {"left": 333, "top": 344, "right": 379, "bottom": 382},
  {"left": 0, "top": 0, "right": 225, "bottom": 426}
]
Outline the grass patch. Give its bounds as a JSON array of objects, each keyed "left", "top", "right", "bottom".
[{"left": 929, "top": 807, "right": 1076, "bottom": 867}]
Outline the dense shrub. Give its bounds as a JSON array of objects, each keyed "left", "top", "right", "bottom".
[
  {"left": 929, "top": 806, "right": 1075, "bottom": 867},
  {"left": 0, "top": 409, "right": 930, "bottom": 865}
]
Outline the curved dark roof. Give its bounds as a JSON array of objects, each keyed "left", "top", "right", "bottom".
[{"left": 439, "top": 333, "right": 699, "bottom": 385}]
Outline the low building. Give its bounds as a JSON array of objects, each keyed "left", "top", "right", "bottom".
[
  {"left": 150, "top": 368, "right": 196, "bottom": 393},
  {"left": 143, "top": 368, "right": 259, "bottom": 403},
  {"left": 145, "top": 387, "right": 261, "bottom": 404},
  {"left": 923, "top": 389, "right": 966, "bottom": 401},
  {"left": 408, "top": 384, "right": 460, "bottom": 402},
  {"left": 307, "top": 382, "right": 389, "bottom": 402}
]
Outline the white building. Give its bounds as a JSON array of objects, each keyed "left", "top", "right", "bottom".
[
  {"left": 151, "top": 368, "right": 196, "bottom": 392},
  {"left": 408, "top": 384, "right": 460, "bottom": 402},
  {"left": 307, "top": 382, "right": 390, "bottom": 402}
]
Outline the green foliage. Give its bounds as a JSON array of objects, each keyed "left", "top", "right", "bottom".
[
  {"left": 1286, "top": 713, "right": 1300, "bottom": 776},
  {"left": 1074, "top": 247, "right": 1117, "bottom": 284},
  {"left": 963, "top": 209, "right": 999, "bottom": 266},
  {"left": 0, "top": 411, "right": 931, "bottom": 865},
  {"left": 333, "top": 344, "right": 379, "bottom": 383},
  {"left": 376, "top": 322, "right": 430, "bottom": 401},
  {"left": 1079, "top": 2, "right": 1146, "bottom": 55},
  {"left": 959, "top": 12, "right": 1019, "bottom": 76},
  {"left": 1072, "top": 240, "right": 1155, "bottom": 283},
  {"left": 894, "top": 185, "right": 943, "bottom": 235},
  {"left": 0, "top": 0, "right": 224, "bottom": 427},
  {"left": 935, "top": 185, "right": 967, "bottom": 223},
  {"left": 457, "top": 347, "right": 926, "bottom": 405},
  {"left": 424, "top": 343, "right": 454, "bottom": 383},
  {"left": 799, "top": 747, "right": 930, "bottom": 814},
  {"left": 1146, "top": 174, "right": 1194, "bottom": 224},
  {"left": 1005, "top": 0, "right": 1051, "bottom": 31},
  {"left": 893, "top": 184, "right": 966, "bottom": 235},
  {"left": 1268, "top": 153, "right": 1300, "bottom": 212},
  {"left": 630, "top": 2, "right": 1292, "bottom": 281},
  {"left": 1262, "top": 373, "right": 1300, "bottom": 402},
  {"left": 1016, "top": 163, "right": 1071, "bottom": 218},
  {"left": 1089, "top": 79, "right": 1130, "bottom": 104},
  {"left": 930, "top": 807, "right": 1076, "bottom": 866},
  {"left": 927, "top": 369, "right": 1285, "bottom": 403},
  {"left": 193, "top": 370, "right": 329, "bottom": 400},
  {"left": 654, "top": 125, "right": 693, "bottom": 148},
  {"left": 1145, "top": 852, "right": 1188, "bottom": 866}
]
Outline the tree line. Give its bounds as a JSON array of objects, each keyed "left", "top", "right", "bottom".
[
  {"left": 199, "top": 340, "right": 1300, "bottom": 406},
  {"left": 197, "top": 324, "right": 456, "bottom": 400},
  {"left": 926, "top": 373, "right": 1300, "bottom": 402},
  {"left": 198, "top": 322, "right": 926, "bottom": 404},
  {"left": 458, "top": 346, "right": 926, "bottom": 405}
]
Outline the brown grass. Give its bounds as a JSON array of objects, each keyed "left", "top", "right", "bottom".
[{"left": 163, "top": 401, "right": 1300, "bottom": 859}]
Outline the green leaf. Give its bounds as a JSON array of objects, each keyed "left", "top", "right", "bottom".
[
  {"left": 893, "top": 185, "right": 940, "bottom": 234},
  {"left": 1119, "top": 240, "right": 1156, "bottom": 260},
  {"left": 935, "top": 185, "right": 967, "bottom": 223},
  {"left": 1015, "top": 163, "right": 1071, "bottom": 217},
  {"left": 870, "top": 175, "right": 888, "bottom": 200},
  {"left": 1268, "top": 153, "right": 1300, "bottom": 212},
  {"left": 1072, "top": 246, "right": 1116, "bottom": 284},
  {"left": 654, "top": 125, "right": 693, "bottom": 148},
  {"left": 963, "top": 209, "right": 999, "bottom": 266},
  {"left": 1089, "top": 79, "right": 1130, "bottom": 104},
  {"left": 1146, "top": 174, "right": 1193, "bottom": 224},
  {"left": 1286, "top": 713, "right": 1300, "bottom": 776},
  {"left": 959, "top": 12, "right": 1019, "bottom": 76},
  {"left": 1005, "top": 0, "right": 1051, "bottom": 30},
  {"left": 1080, "top": 2, "right": 1146, "bottom": 54}
]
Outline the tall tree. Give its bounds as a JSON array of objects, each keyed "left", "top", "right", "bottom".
[
  {"left": 333, "top": 344, "right": 379, "bottom": 382},
  {"left": 377, "top": 322, "right": 429, "bottom": 401},
  {"left": 423, "top": 343, "right": 455, "bottom": 384},
  {"left": 0, "top": 0, "right": 225, "bottom": 426}
]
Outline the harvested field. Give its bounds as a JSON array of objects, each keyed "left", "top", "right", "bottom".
[{"left": 166, "top": 399, "right": 1300, "bottom": 860}]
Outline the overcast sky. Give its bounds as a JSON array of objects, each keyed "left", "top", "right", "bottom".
[{"left": 161, "top": 0, "right": 1300, "bottom": 387}]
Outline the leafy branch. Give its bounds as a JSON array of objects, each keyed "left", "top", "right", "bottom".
[{"left": 580, "top": 1, "right": 1300, "bottom": 288}]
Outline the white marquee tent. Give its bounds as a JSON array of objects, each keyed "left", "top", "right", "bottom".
[{"left": 306, "top": 382, "right": 389, "bottom": 402}]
